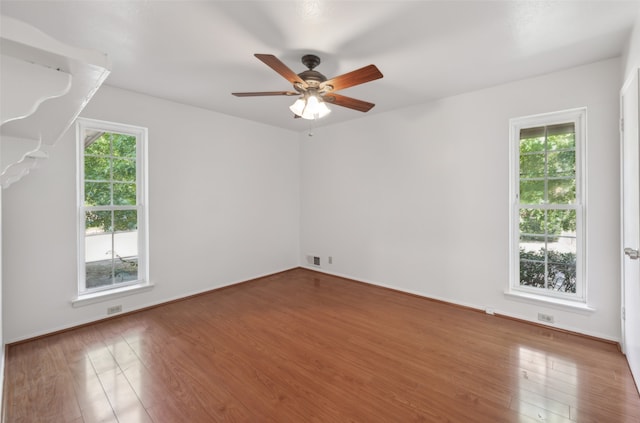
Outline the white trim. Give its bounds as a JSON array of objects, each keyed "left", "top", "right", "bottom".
[
  {"left": 493, "top": 308, "right": 614, "bottom": 342},
  {"left": 618, "top": 67, "right": 640, "bottom": 356},
  {"left": 299, "top": 265, "right": 486, "bottom": 311},
  {"left": 300, "top": 266, "right": 613, "bottom": 341},
  {"left": 72, "top": 281, "right": 154, "bottom": 307},
  {"left": 1, "top": 267, "right": 295, "bottom": 344},
  {"left": 620, "top": 73, "right": 627, "bottom": 353},
  {"left": 503, "top": 290, "right": 595, "bottom": 314}
]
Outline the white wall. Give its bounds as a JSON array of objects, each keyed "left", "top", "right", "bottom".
[
  {"left": 1, "top": 59, "right": 626, "bottom": 343},
  {"left": 300, "top": 58, "right": 622, "bottom": 341},
  {"left": 2, "top": 85, "right": 301, "bottom": 342},
  {"left": 623, "top": 9, "right": 640, "bottom": 79}
]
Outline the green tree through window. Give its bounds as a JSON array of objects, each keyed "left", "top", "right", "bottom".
[
  {"left": 518, "top": 123, "right": 578, "bottom": 294},
  {"left": 82, "top": 129, "right": 141, "bottom": 290}
]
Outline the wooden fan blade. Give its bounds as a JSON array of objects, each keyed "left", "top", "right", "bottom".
[
  {"left": 232, "top": 91, "right": 298, "bottom": 97},
  {"left": 323, "top": 93, "right": 375, "bottom": 113},
  {"left": 322, "top": 64, "right": 383, "bottom": 92},
  {"left": 255, "top": 54, "right": 306, "bottom": 86}
]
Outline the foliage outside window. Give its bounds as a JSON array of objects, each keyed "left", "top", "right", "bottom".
[
  {"left": 510, "top": 109, "right": 585, "bottom": 301},
  {"left": 77, "top": 118, "right": 148, "bottom": 295}
]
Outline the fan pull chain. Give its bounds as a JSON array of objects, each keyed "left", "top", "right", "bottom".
[{"left": 307, "top": 117, "right": 316, "bottom": 137}]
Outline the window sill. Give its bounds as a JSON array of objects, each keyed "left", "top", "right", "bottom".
[
  {"left": 72, "top": 282, "right": 154, "bottom": 308},
  {"left": 504, "top": 290, "right": 595, "bottom": 314}
]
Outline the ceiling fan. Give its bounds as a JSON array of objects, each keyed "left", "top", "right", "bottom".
[{"left": 232, "top": 54, "right": 383, "bottom": 120}]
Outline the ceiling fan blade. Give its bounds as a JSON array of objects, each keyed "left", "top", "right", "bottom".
[
  {"left": 322, "top": 64, "right": 383, "bottom": 92},
  {"left": 255, "top": 54, "right": 306, "bottom": 86},
  {"left": 323, "top": 93, "right": 375, "bottom": 113},
  {"left": 232, "top": 91, "right": 299, "bottom": 97}
]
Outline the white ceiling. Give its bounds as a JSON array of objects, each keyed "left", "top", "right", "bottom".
[{"left": 2, "top": 1, "right": 639, "bottom": 132}]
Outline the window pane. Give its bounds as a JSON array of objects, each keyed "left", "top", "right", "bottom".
[
  {"left": 547, "top": 209, "right": 576, "bottom": 236},
  {"left": 114, "top": 231, "right": 138, "bottom": 282},
  {"left": 546, "top": 131, "right": 575, "bottom": 150},
  {"left": 112, "top": 158, "right": 136, "bottom": 182},
  {"left": 85, "top": 182, "right": 111, "bottom": 206},
  {"left": 114, "top": 210, "right": 137, "bottom": 232},
  {"left": 86, "top": 260, "right": 115, "bottom": 289},
  {"left": 519, "top": 249, "right": 546, "bottom": 289},
  {"left": 552, "top": 233, "right": 577, "bottom": 251},
  {"left": 85, "top": 156, "right": 111, "bottom": 181},
  {"left": 519, "top": 135, "right": 545, "bottom": 153},
  {"left": 547, "top": 150, "right": 575, "bottom": 178},
  {"left": 548, "top": 178, "right": 575, "bottom": 203},
  {"left": 113, "top": 183, "right": 136, "bottom": 205},
  {"left": 86, "top": 210, "right": 112, "bottom": 234},
  {"left": 519, "top": 208, "right": 546, "bottom": 237},
  {"left": 85, "top": 134, "right": 110, "bottom": 155},
  {"left": 520, "top": 153, "right": 545, "bottom": 178},
  {"left": 85, "top": 233, "right": 114, "bottom": 289},
  {"left": 547, "top": 249, "right": 576, "bottom": 293},
  {"left": 112, "top": 134, "right": 136, "bottom": 158},
  {"left": 520, "top": 180, "right": 545, "bottom": 204}
]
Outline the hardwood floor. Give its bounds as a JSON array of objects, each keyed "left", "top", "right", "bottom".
[{"left": 3, "top": 268, "right": 640, "bottom": 422}]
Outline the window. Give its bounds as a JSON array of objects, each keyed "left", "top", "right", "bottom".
[
  {"left": 509, "top": 108, "right": 586, "bottom": 303},
  {"left": 76, "top": 118, "right": 148, "bottom": 298}
]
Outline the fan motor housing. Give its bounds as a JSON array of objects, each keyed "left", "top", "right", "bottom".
[
  {"left": 298, "top": 54, "right": 326, "bottom": 88},
  {"left": 298, "top": 70, "right": 327, "bottom": 87}
]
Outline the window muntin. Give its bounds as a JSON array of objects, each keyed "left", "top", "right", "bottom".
[
  {"left": 77, "top": 119, "right": 148, "bottom": 295},
  {"left": 510, "top": 109, "right": 585, "bottom": 301}
]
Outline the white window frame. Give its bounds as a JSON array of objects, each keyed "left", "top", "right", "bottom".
[
  {"left": 508, "top": 108, "right": 587, "bottom": 306},
  {"left": 74, "top": 118, "right": 150, "bottom": 305}
]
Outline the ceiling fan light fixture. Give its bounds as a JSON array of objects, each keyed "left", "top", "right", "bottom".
[
  {"left": 234, "top": 53, "right": 382, "bottom": 120},
  {"left": 289, "top": 92, "right": 331, "bottom": 120}
]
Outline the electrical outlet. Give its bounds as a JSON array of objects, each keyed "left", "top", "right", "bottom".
[
  {"left": 537, "top": 312, "right": 554, "bottom": 323},
  {"left": 328, "top": 256, "right": 333, "bottom": 264},
  {"left": 107, "top": 305, "right": 122, "bottom": 315},
  {"left": 485, "top": 307, "right": 494, "bottom": 315}
]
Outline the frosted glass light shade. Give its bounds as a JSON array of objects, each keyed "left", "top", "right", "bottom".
[
  {"left": 289, "top": 98, "right": 306, "bottom": 116},
  {"left": 289, "top": 94, "right": 331, "bottom": 120}
]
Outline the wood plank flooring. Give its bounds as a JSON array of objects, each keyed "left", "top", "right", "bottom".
[{"left": 3, "top": 268, "right": 640, "bottom": 422}]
